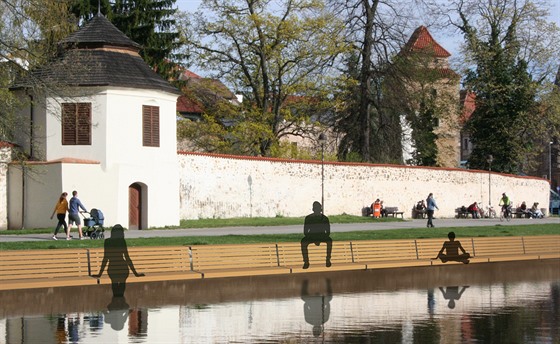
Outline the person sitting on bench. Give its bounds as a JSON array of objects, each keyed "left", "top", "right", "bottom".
[{"left": 434, "top": 231, "right": 471, "bottom": 264}]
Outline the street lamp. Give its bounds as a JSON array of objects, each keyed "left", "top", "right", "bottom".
[
  {"left": 487, "top": 155, "right": 493, "bottom": 206},
  {"left": 318, "top": 133, "right": 327, "bottom": 214},
  {"left": 549, "top": 141, "right": 553, "bottom": 181}
]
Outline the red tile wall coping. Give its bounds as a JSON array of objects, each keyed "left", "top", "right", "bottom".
[{"left": 177, "top": 151, "right": 548, "bottom": 183}]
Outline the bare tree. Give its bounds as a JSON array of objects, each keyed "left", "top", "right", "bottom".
[{"left": 330, "top": 0, "right": 419, "bottom": 163}]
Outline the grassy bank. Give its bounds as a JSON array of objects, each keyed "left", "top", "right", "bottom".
[
  {"left": 0, "top": 223, "right": 558, "bottom": 251},
  {"left": 0, "top": 214, "right": 399, "bottom": 236}
]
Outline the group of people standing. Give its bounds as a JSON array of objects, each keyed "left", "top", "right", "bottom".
[{"left": 50, "top": 190, "right": 88, "bottom": 240}]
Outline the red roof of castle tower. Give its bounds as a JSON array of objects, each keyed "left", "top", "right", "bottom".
[{"left": 403, "top": 26, "right": 451, "bottom": 58}]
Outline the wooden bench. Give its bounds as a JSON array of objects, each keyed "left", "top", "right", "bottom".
[
  {"left": 88, "top": 245, "right": 200, "bottom": 284},
  {"left": 190, "top": 243, "right": 291, "bottom": 278},
  {"left": 0, "top": 249, "right": 94, "bottom": 291},
  {"left": 276, "top": 241, "right": 364, "bottom": 273},
  {"left": 471, "top": 236, "right": 540, "bottom": 262},
  {"left": 513, "top": 209, "right": 530, "bottom": 218},
  {"left": 412, "top": 208, "right": 426, "bottom": 219},
  {"left": 521, "top": 235, "right": 560, "bottom": 259},
  {"left": 384, "top": 207, "right": 404, "bottom": 218},
  {"left": 455, "top": 207, "right": 469, "bottom": 218},
  {"left": 351, "top": 239, "right": 430, "bottom": 269}
]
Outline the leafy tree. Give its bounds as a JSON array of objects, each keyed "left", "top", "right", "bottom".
[
  {"left": 70, "top": 0, "right": 182, "bottom": 78},
  {"left": 178, "top": 0, "right": 347, "bottom": 157},
  {"left": 1, "top": 0, "right": 76, "bottom": 142},
  {"left": 441, "top": 0, "right": 560, "bottom": 173}
]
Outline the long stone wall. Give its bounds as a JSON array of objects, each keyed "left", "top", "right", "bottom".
[
  {"left": 178, "top": 152, "right": 551, "bottom": 219},
  {"left": 0, "top": 150, "right": 551, "bottom": 229}
]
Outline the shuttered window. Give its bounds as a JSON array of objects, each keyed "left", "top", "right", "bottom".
[
  {"left": 142, "top": 105, "right": 160, "bottom": 147},
  {"left": 62, "top": 103, "right": 92, "bottom": 145}
]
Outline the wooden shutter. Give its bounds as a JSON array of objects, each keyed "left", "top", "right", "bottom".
[
  {"left": 62, "top": 103, "right": 91, "bottom": 145},
  {"left": 142, "top": 105, "right": 160, "bottom": 147}
]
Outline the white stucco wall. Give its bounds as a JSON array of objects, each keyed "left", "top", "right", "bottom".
[
  {"left": 5, "top": 87, "right": 180, "bottom": 230},
  {"left": 178, "top": 152, "right": 551, "bottom": 220}
]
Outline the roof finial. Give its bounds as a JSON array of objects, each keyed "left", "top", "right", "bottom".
[{"left": 98, "top": 0, "right": 101, "bottom": 15}]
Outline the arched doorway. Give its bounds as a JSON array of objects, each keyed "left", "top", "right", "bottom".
[{"left": 129, "top": 183, "right": 143, "bottom": 230}]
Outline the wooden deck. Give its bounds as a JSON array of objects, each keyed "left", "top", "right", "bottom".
[{"left": 1, "top": 235, "right": 558, "bottom": 290}]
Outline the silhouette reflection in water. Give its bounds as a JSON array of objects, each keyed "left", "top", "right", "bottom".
[
  {"left": 301, "top": 278, "right": 333, "bottom": 338},
  {"left": 439, "top": 286, "right": 469, "bottom": 309},
  {"left": 103, "top": 296, "right": 130, "bottom": 331},
  {"left": 301, "top": 201, "right": 332, "bottom": 269},
  {"left": 93, "top": 224, "right": 144, "bottom": 331},
  {"left": 434, "top": 231, "right": 471, "bottom": 264}
]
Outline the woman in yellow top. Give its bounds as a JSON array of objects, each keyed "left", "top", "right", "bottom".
[{"left": 50, "top": 192, "right": 69, "bottom": 240}]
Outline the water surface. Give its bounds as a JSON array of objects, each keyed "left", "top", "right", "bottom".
[{"left": 1, "top": 260, "right": 558, "bottom": 343}]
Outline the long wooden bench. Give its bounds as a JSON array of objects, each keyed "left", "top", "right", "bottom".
[
  {"left": 276, "top": 241, "right": 364, "bottom": 273},
  {"left": 352, "top": 239, "right": 430, "bottom": 269},
  {"left": 190, "top": 243, "right": 291, "bottom": 278},
  {"left": 88, "top": 245, "right": 200, "bottom": 284},
  {"left": 0, "top": 249, "right": 93, "bottom": 290},
  {"left": 521, "top": 235, "right": 560, "bottom": 259},
  {"left": 471, "top": 236, "right": 539, "bottom": 262},
  {"left": 1, "top": 236, "right": 558, "bottom": 290}
]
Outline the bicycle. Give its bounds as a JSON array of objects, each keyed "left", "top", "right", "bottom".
[
  {"left": 500, "top": 205, "right": 512, "bottom": 222},
  {"left": 484, "top": 205, "right": 496, "bottom": 218}
]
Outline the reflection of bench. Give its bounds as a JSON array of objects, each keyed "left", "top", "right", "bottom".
[
  {"left": 190, "top": 243, "right": 291, "bottom": 278},
  {"left": 384, "top": 207, "right": 404, "bottom": 218},
  {"left": 89, "top": 245, "right": 199, "bottom": 284},
  {"left": 0, "top": 249, "right": 92, "bottom": 290},
  {"left": 455, "top": 207, "right": 469, "bottom": 218}
]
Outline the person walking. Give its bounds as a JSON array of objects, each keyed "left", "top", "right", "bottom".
[
  {"left": 68, "top": 190, "right": 87, "bottom": 240},
  {"left": 50, "top": 192, "right": 69, "bottom": 240},
  {"left": 426, "top": 193, "right": 439, "bottom": 228}
]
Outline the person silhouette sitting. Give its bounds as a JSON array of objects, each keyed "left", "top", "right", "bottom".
[
  {"left": 93, "top": 224, "right": 144, "bottom": 297},
  {"left": 434, "top": 231, "right": 471, "bottom": 264},
  {"left": 301, "top": 201, "right": 332, "bottom": 269}
]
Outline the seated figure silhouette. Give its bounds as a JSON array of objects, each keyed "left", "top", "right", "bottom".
[
  {"left": 301, "top": 278, "right": 333, "bottom": 337},
  {"left": 93, "top": 224, "right": 144, "bottom": 297},
  {"left": 301, "top": 201, "right": 332, "bottom": 269},
  {"left": 434, "top": 231, "right": 471, "bottom": 264},
  {"left": 439, "top": 286, "right": 469, "bottom": 309}
]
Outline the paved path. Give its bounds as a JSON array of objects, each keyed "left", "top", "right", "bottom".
[{"left": 0, "top": 217, "right": 558, "bottom": 243}]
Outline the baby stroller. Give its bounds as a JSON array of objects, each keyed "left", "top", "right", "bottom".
[{"left": 81, "top": 209, "right": 105, "bottom": 239}]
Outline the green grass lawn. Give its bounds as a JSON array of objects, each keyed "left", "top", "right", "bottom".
[{"left": 0, "top": 217, "right": 558, "bottom": 250}]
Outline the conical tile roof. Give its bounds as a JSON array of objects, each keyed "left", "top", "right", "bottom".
[{"left": 12, "top": 15, "right": 178, "bottom": 94}]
